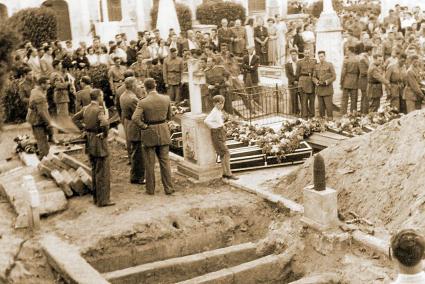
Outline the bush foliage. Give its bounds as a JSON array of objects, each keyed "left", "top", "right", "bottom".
[
  {"left": 0, "top": 23, "right": 21, "bottom": 127},
  {"left": 151, "top": 2, "right": 193, "bottom": 33},
  {"left": 307, "top": 0, "right": 343, "bottom": 18},
  {"left": 196, "top": 0, "right": 246, "bottom": 26},
  {"left": 7, "top": 7, "right": 57, "bottom": 48}
]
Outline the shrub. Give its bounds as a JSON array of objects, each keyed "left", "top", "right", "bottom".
[
  {"left": 151, "top": 2, "right": 193, "bottom": 33},
  {"left": 0, "top": 23, "right": 20, "bottom": 127},
  {"left": 196, "top": 0, "right": 246, "bottom": 26},
  {"left": 7, "top": 7, "right": 57, "bottom": 48},
  {"left": 344, "top": 3, "right": 380, "bottom": 16},
  {"left": 2, "top": 78, "right": 27, "bottom": 123}
]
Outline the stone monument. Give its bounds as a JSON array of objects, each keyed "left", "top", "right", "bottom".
[
  {"left": 301, "top": 154, "right": 338, "bottom": 231},
  {"left": 156, "top": 0, "right": 181, "bottom": 39},
  {"left": 315, "top": 0, "right": 343, "bottom": 108},
  {"left": 177, "top": 59, "right": 222, "bottom": 181}
]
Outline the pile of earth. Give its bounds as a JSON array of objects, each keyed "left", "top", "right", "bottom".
[{"left": 268, "top": 109, "right": 425, "bottom": 234}]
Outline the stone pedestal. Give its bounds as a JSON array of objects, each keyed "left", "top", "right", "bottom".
[
  {"left": 177, "top": 113, "right": 222, "bottom": 181},
  {"left": 301, "top": 186, "right": 338, "bottom": 231},
  {"left": 315, "top": 1, "right": 343, "bottom": 109}
]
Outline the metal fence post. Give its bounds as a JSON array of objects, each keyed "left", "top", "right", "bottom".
[{"left": 276, "top": 83, "right": 279, "bottom": 115}]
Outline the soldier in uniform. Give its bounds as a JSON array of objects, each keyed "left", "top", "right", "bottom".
[
  {"left": 50, "top": 60, "right": 71, "bottom": 117},
  {"left": 296, "top": 48, "right": 316, "bottom": 119},
  {"left": 205, "top": 56, "right": 232, "bottom": 114},
  {"left": 358, "top": 45, "right": 372, "bottom": 114},
  {"left": 313, "top": 51, "right": 336, "bottom": 120},
  {"left": 340, "top": 46, "right": 360, "bottom": 115},
  {"left": 163, "top": 48, "right": 184, "bottom": 103},
  {"left": 18, "top": 67, "right": 34, "bottom": 109},
  {"left": 26, "top": 76, "right": 56, "bottom": 158},
  {"left": 132, "top": 78, "right": 174, "bottom": 195},
  {"left": 75, "top": 76, "right": 92, "bottom": 113},
  {"left": 108, "top": 56, "right": 127, "bottom": 99},
  {"left": 120, "top": 77, "right": 145, "bottom": 184},
  {"left": 403, "top": 55, "right": 424, "bottom": 113},
  {"left": 130, "top": 52, "right": 149, "bottom": 83},
  {"left": 385, "top": 54, "right": 407, "bottom": 111},
  {"left": 72, "top": 89, "right": 114, "bottom": 207},
  {"left": 367, "top": 54, "right": 390, "bottom": 112}
]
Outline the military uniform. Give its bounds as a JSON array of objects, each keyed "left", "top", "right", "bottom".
[
  {"left": 18, "top": 78, "right": 34, "bottom": 108},
  {"left": 205, "top": 65, "right": 232, "bottom": 114},
  {"left": 120, "top": 90, "right": 144, "bottom": 183},
  {"left": 367, "top": 62, "right": 390, "bottom": 112},
  {"left": 75, "top": 86, "right": 92, "bottom": 113},
  {"left": 108, "top": 65, "right": 127, "bottom": 95},
  {"left": 72, "top": 102, "right": 111, "bottom": 207},
  {"left": 130, "top": 61, "right": 148, "bottom": 82},
  {"left": 385, "top": 63, "right": 406, "bottom": 111},
  {"left": 296, "top": 58, "right": 316, "bottom": 119},
  {"left": 340, "top": 55, "right": 360, "bottom": 114},
  {"left": 403, "top": 65, "right": 424, "bottom": 113},
  {"left": 163, "top": 56, "right": 184, "bottom": 102},
  {"left": 50, "top": 71, "right": 70, "bottom": 116},
  {"left": 313, "top": 61, "right": 336, "bottom": 119},
  {"left": 132, "top": 91, "right": 174, "bottom": 195},
  {"left": 217, "top": 27, "right": 234, "bottom": 52},
  {"left": 26, "top": 86, "right": 53, "bottom": 158},
  {"left": 358, "top": 54, "right": 370, "bottom": 114}
]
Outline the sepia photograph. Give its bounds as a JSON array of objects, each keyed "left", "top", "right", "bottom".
[{"left": 0, "top": 0, "right": 424, "bottom": 283}]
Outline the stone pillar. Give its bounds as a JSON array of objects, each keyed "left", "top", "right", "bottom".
[
  {"left": 135, "top": 0, "right": 145, "bottom": 31},
  {"left": 281, "top": 0, "right": 288, "bottom": 18},
  {"left": 177, "top": 59, "right": 222, "bottom": 181},
  {"left": 315, "top": 0, "right": 343, "bottom": 108},
  {"left": 101, "top": 0, "right": 109, "bottom": 22},
  {"left": 301, "top": 185, "right": 338, "bottom": 231},
  {"left": 267, "top": 0, "right": 280, "bottom": 18},
  {"left": 69, "top": 0, "right": 92, "bottom": 44}
]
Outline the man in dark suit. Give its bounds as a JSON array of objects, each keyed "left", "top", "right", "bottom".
[
  {"left": 120, "top": 77, "right": 145, "bottom": 184},
  {"left": 75, "top": 76, "right": 92, "bottom": 113},
  {"left": 217, "top": 18, "right": 234, "bottom": 52},
  {"left": 72, "top": 89, "right": 114, "bottom": 207},
  {"left": 132, "top": 78, "right": 174, "bottom": 195},
  {"left": 241, "top": 46, "right": 260, "bottom": 107},
  {"left": 285, "top": 49, "right": 300, "bottom": 116}
]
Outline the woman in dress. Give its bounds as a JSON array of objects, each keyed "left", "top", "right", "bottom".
[
  {"left": 254, "top": 17, "right": 269, "bottom": 65},
  {"left": 157, "top": 39, "right": 169, "bottom": 64},
  {"left": 267, "top": 18, "right": 278, "bottom": 65},
  {"left": 245, "top": 18, "right": 255, "bottom": 49},
  {"left": 301, "top": 24, "right": 315, "bottom": 55},
  {"left": 86, "top": 47, "right": 99, "bottom": 67},
  {"left": 293, "top": 26, "right": 305, "bottom": 58},
  {"left": 98, "top": 46, "right": 110, "bottom": 66},
  {"left": 276, "top": 18, "right": 288, "bottom": 65},
  {"left": 26, "top": 48, "right": 41, "bottom": 79}
]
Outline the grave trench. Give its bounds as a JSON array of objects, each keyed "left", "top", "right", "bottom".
[{"left": 79, "top": 200, "right": 301, "bottom": 284}]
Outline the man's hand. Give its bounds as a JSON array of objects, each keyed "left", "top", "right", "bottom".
[
  {"left": 208, "top": 85, "right": 215, "bottom": 90},
  {"left": 96, "top": 133, "right": 106, "bottom": 139}
]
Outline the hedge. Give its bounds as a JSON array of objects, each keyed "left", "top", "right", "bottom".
[
  {"left": 344, "top": 3, "right": 380, "bottom": 15},
  {"left": 7, "top": 7, "right": 57, "bottom": 48},
  {"left": 307, "top": 0, "right": 343, "bottom": 18},
  {"left": 151, "top": 2, "right": 193, "bottom": 33},
  {"left": 0, "top": 23, "right": 20, "bottom": 127},
  {"left": 196, "top": 0, "right": 246, "bottom": 26}
]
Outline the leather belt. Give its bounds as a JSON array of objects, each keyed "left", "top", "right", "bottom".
[{"left": 146, "top": 120, "right": 166, "bottom": 125}]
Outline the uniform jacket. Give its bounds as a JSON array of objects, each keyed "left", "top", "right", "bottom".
[
  {"left": 296, "top": 58, "right": 316, "bottom": 93},
  {"left": 72, "top": 102, "right": 109, "bottom": 157},
  {"left": 120, "top": 90, "right": 141, "bottom": 142},
  {"left": 205, "top": 65, "right": 230, "bottom": 87},
  {"left": 50, "top": 71, "right": 70, "bottom": 104},
  {"left": 358, "top": 53, "right": 370, "bottom": 91},
  {"left": 132, "top": 91, "right": 172, "bottom": 146},
  {"left": 115, "top": 83, "right": 146, "bottom": 118},
  {"left": 163, "top": 56, "right": 184, "bottom": 85},
  {"left": 340, "top": 56, "right": 360, "bottom": 89},
  {"left": 75, "top": 86, "right": 92, "bottom": 113},
  {"left": 241, "top": 54, "right": 259, "bottom": 85},
  {"left": 130, "top": 62, "right": 149, "bottom": 81},
  {"left": 218, "top": 27, "right": 234, "bottom": 49},
  {"left": 285, "top": 60, "right": 298, "bottom": 87},
  {"left": 403, "top": 66, "right": 424, "bottom": 102},
  {"left": 386, "top": 63, "right": 406, "bottom": 98},
  {"left": 367, "top": 63, "right": 389, "bottom": 98},
  {"left": 313, "top": 61, "right": 336, "bottom": 96},
  {"left": 26, "top": 86, "right": 51, "bottom": 127},
  {"left": 18, "top": 78, "right": 34, "bottom": 106}
]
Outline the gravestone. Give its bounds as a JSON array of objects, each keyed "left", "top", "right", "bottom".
[{"left": 177, "top": 59, "right": 222, "bottom": 181}]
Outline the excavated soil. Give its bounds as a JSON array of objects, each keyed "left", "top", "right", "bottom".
[{"left": 264, "top": 109, "right": 425, "bottom": 235}]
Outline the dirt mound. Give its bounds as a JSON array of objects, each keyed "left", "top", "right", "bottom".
[{"left": 270, "top": 110, "right": 425, "bottom": 233}]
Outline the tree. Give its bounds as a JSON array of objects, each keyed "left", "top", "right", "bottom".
[
  {"left": 308, "top": 0, "right": 343, "bottom": 18},
  {"left": 7, "top": 7, "right": 57, "bottom": 48},
  {"left": 196, "top": 0, "right": 246, "bottom": 26},
  {"left": 0, "top": 23, "right": 21, "bottom": 128}
]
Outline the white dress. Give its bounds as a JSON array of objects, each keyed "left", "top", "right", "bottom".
[
  {"left": 245, "top": 25, "right": 255, "bottom": 48},
  {"left": 276, "top": 21, "right": 288, "bottom": 65}
]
